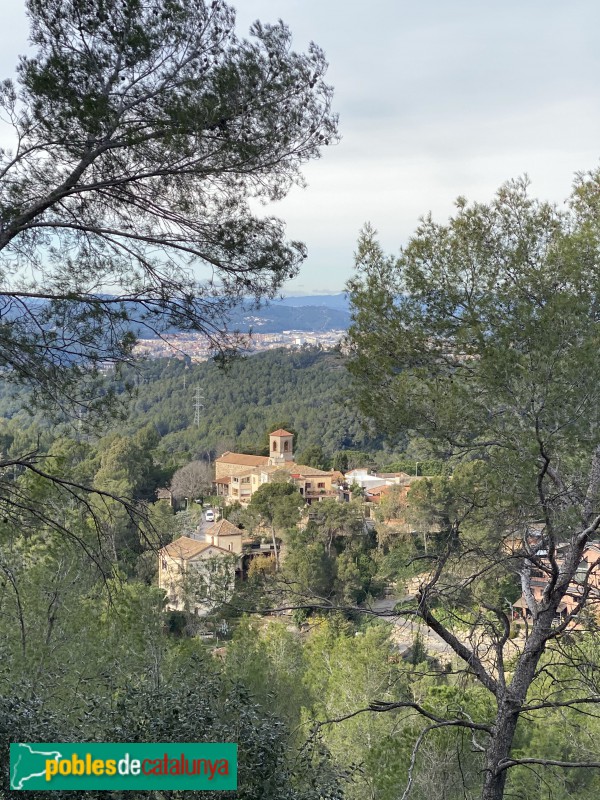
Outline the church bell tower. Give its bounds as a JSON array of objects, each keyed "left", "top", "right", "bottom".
[{"left": 269, "top": 428, "right": 294, "bottom": 464}]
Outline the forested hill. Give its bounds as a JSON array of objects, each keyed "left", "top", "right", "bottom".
[
  {"left": 218, "top": 298, "right": 350, "bottom": 333},
  {"left": 118, "top": 348, "right": 382, "bottom": 459},
  {"left": 135, "top": 295, "right": 351, "bottom": 337},
  {"left": 0, "top": 348, "right": 386, "bottom": 464}
]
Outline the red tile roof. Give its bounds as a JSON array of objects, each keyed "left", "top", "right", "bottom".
[
  {"left": 160, "top": 536, "right": 230, "bottom": 559},
  {"left": 207, "top": 519, "right": 243, "bottom": 537},
  {"left": 216, "top": 452, "right": 269, "bottom": 466}
]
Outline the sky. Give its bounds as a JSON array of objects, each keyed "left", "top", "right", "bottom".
[{"left": 2, "top": 1, "right": 599, "bottom": 295}]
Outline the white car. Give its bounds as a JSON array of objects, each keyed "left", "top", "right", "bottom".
[{"left": 205, "top": 509, "right": 215, "bottom": 522}]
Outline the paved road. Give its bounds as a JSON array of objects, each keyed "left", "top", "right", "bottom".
[{"left": 187, "top": 513, "right": 220, "bottom": 541}]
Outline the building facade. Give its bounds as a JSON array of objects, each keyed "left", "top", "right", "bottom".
[
  {"left": 214, "top": 429, "right": 340, "bottom": 505},
  {"left": 158, "top": 536, "right": 238, "bottom": 616}
]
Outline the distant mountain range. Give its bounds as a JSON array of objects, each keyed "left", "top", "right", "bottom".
[
  {"left": 275, "top": 293, "right": 350, "bottom": 312},
  {"left": 6, "top": 293, "right": 352, "bottom": 339},
  {"left": 224, "top": 294, "right": 350, "bottom": 334}
]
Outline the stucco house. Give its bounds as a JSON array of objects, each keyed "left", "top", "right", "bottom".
[
  {"left": 158, "top": 535, "right": 238, "bottom": 616},
  {"left": 513, "top": 540, "right": 600, "bottom": 624},
  {"left": 205, "top": 518, "right": 244, "bottom": 554}
]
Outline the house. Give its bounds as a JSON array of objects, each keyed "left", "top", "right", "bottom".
[
  {"left": 214, "top": 451, "right": 270, "bottom": 502},
  {"left": 340, "top": 468, "right": 419, "bottom": 510},
  {"left": 364, "top": 484, "right": 394, "bottom": 504},
  {"left": 248, "top": 462, "right": 336, "bottom": 501},
  {"left": 344, "top": 468, "right": 390, "bottom": 492},
  {"left": 215, "top": 452, "right": 269, "bottom": 480},
  {"left": 205, "top": 518, "right": 244, "bottom": 554},
  {"left": 214, "top": 429, "right": 340, "bottom": 505},
  {"left": 513, "top": 540, "right": 600, "bottom": 624},
  {"left": 156, "top": 486, "right": 186, "bottom": 510},
  {"left": 343, "top": 469, "right": 416, "bottom": 493},
  {"left": 158, "top": 536, "right": 238, "bottom": 616}
]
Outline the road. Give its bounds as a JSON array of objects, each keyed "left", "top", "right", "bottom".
[{"left": 187, "top": 511, "right": 220, "bottom": 541}]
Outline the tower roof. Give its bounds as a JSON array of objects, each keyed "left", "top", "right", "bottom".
[{"left": 270, "top": 428, "right": 293, "bottom": 437}]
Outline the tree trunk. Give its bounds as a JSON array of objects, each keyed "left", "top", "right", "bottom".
[
  {"left": 271, "top": 525, "right": 280, "bottom": 571},
  {"left": 481, "top": 608, "right": 555, "bottom": 800},
  {"left": 481, "top": 702, "right": 520, "bottom": 800}
]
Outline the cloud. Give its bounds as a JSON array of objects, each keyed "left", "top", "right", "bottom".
[{"left": 2, "top": 0, "right": 599, "bottom": 292}]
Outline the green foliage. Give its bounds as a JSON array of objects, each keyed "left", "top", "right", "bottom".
[
  {"left": 331, "top": 451, "right": 348, "bottom": 472},
  {"left": 302, "top": 619, "right": 411, "bottom": 800},
  {"left": 94, "top": 434, "right": 156, "bottom": 499},
  {"left": 346, "top": 188, "right": 600, "bottom": 508},
  {"left": 410, "top": 631, "right": 427, "bottom": 665},
  {"left": 277, "top": 502, "right": 380, "bottom": 610},
  {"left": 0, "top": 534, "right": 344, "bottom": 800},
  {"left": 0, "top": 0, "right": 339, "bottom": 416},
  {"left": 295, "top": 444, "right": 330, "bottom": 470},
  {"left": 380, "top": 459, "right": 446, "bottom": 476},
  {"left": 112, "top": 349, "right": 384, "bottom": 459},
  {"left": 225, "top": 619, "right": 309, "bottom": 729},
  {"left": 247, "top": 483, "right": 303, "bottom": 533},
  {"left": 346, "top": 179, "right": 600, "bottom": 797},
  {"left": 282, "top": 531, "right": 335, "bottom": 599}
]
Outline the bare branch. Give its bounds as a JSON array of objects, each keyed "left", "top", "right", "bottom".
[{"left": 497, "top": 757, "right": 600, "bottom": 773}]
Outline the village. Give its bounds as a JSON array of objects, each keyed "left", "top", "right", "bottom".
[
  {"left": 157, "top": 428, "right": 600, "bottom": 643},
  {"left": 133, "top": 330, "right": 346, "bottom": 362},
  {"left": 158, "top": 428, "right": 418, "bottom": 616}
]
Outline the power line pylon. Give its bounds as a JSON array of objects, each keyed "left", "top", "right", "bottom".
[{"left": 193, "top": 386, "right": 204, "bottom": 428}]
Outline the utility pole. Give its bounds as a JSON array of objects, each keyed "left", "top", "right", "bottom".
[{"left": 193, "top": 386, "right": 204, "bottom": 428}]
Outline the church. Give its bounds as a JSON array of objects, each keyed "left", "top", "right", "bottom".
[{"left": 214, "top": 428, "right": 341, "bottom": 505}]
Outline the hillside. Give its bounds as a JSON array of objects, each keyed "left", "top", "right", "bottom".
[
  {"left": 224, "top": 298, "right": 350, "bottom": 333},
  {"left": 116, "top": 348, "right": 384, "bottom": 459}
]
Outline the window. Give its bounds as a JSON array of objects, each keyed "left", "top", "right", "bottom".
[
  {"left": 161, "top": 558, "right": 168, "bottom": 570},
  {"left": 306, "top": 482, "right": 312, "bottom": 489},
  {"left": 284, "top": 441, "right": 289, "bottom": 452},
  {"left": 272, "top": 440, "right": 277, "bottom": 451},
  {"left": 575, "top": 559, "right": 590, "bottom": 583},
  {"left": 530, "top": 569, "right": 545, "bottom": 579},
  {"left": 318, "top": 482, "right": 325, "bottom": 489}
]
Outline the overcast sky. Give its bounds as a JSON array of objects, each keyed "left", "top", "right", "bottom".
[{"left": 2, "top": 1, "right": 599, "bottom": 294}]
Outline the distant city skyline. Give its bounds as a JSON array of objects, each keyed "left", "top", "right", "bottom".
[{"left": 2, "top": 1, "right": 599, "bottom": 294}]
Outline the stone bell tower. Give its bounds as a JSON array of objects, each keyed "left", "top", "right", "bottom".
[{"left": 269, "top": 428, "right": 294, "bottom": 464}]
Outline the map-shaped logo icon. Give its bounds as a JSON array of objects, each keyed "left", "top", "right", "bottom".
[{"left": 11, "top": 743, "right": 63, "bottom": 790}]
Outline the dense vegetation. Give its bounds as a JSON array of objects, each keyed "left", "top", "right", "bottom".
[
  {"left": 0, "top": 348, "right": 398, "bottom": 469},
  {"left": 5, "top": 0, "right": 599, "bottom": 796},
  {"left": 1, "top": 342, "right": 600, "bottom": 798},
  {"left": 0, "top": 345, "right": 449, "bottom": 800}
]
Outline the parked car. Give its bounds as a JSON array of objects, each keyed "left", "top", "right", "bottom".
[{"left": 205, "top": 509, "right": 215, "bottom": 522}]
